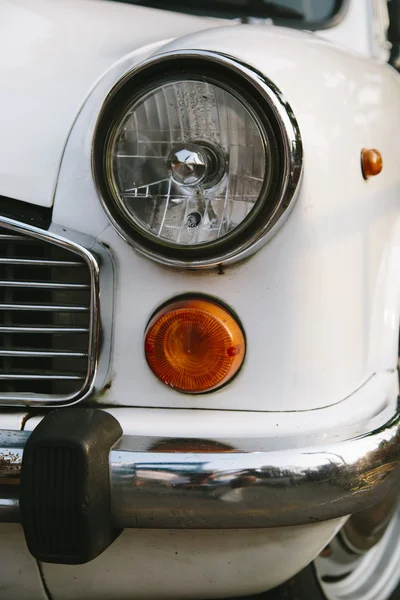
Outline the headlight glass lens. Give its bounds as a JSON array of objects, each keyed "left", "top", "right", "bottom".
[{"left": 107, "top": 80, "right": 269, "bottom": 247}]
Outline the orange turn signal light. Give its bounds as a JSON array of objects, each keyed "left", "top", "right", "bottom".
[
  {"left": 361, "top": 148, "right": 383, "bottom": 179},
  {"left": 144, "top": 297, "right": 245, "bottom": 394}
]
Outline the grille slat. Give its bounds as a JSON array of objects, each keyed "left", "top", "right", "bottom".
[
  {"left": 0, "top": 259, "right": 84, "bottom": 267},
  {"left": 0, "top": 304, "right": 89, "bottom": 312},
  {"left": 0, "top": 234, "right": 28, "bottom": 241},
  {"left": 0, "top": 374, "right": 85, "bottom": 381},
  {"left": 0, "top": 281, "right": 90, "bottom": 289},
  {"left": 0, "top": 326, "right": 89, "bottom": 334},
  {"left": 0, "top": 224, "right": 94, "bottom": 401},
  {"left": 0, "top": 350, "right": 87, "bottom": 358}
]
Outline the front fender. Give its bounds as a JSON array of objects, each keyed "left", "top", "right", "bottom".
[{"left": 52, "top": 25, "right": 400, "bottom": 411}]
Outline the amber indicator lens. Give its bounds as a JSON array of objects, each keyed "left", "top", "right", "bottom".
[
  {"left": 361, "top": 148, "right": 383, "bottom": 179},
  {"left": 145, "top": 298, "right": 245, "bottom": 394}
]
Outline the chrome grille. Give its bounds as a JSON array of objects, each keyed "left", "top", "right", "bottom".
[{"left": 0, "top": 223, "right": 97, "bottom": 404}]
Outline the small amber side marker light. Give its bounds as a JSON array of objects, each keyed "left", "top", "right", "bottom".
[
  {"left": 361, "top": 148, "right": 383, "bottom": 179},
  {"left": 144, "top": 298, "right": 245, "bottom": 394}
]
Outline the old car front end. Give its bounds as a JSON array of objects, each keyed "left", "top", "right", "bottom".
[{"left": 1, "top": 0, "right": 400, "bottom": 598}]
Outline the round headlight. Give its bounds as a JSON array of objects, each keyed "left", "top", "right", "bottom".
[
  {"left": 108, "top": 79, "right": 267, "bottom": 247},
  {"left": 93, "top": 53, "right": 302, "bottom": 267}
]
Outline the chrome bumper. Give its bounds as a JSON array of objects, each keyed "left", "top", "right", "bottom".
[{"left": 1, "top": 408, "right": 400, "bottom": 529}]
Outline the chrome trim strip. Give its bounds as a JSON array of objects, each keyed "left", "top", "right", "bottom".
[
  {"left": 0, "top": 326, "right": 90, "bottom": 334},
  {"left": 0, "top": 374, "right": 84, "bottom": 381},
  {"left": 0, "top": 216, "right": 113, "bottom": 407},
  {"left": 93, "top": 50, "right": 303, "bottom": 269},
  {"left": 0, "top": 258, "right": 84, "bottom": 266},
  {"left": 0, "top": 350, "right": 87, "bottom": 358},
  {"left": 0, "top": 281, "right": 90, "bottom": 289},
  {"left": 0, "top": 303, "right": 90, "bottom": 311},
  {"left": 1, "top": 407, "right": 400, "bottom": 527}
]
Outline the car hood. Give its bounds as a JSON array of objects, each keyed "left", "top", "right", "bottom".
[{"left": 0, "top": 0, "right": 228, "bottom": 208}]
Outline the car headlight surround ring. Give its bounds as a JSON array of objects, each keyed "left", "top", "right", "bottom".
[
  {"left": 99, "top": 67, "right": 279, "bottom": 256},
  {"left": 92, "top": 51, "right": 303, "bottom": 268}
]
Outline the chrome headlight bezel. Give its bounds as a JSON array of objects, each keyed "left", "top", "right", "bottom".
[{"left": 92, "top": 51, "right": 303, "bottom": 269}]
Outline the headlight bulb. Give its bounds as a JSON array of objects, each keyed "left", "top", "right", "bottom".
[{"left": 169, "top": 144, "right": 209, "bottom": 187}]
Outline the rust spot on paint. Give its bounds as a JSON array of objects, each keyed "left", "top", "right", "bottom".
[
  {"left": 319, "top": 545, "right": 332, "bottom": 558},
  {"left": 95, "top": 378, "right": 113, "bottom": 399}
]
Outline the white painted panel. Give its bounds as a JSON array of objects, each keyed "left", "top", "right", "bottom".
[
  {"left": 0, "top": 0, "right": 227, "bottom": 207},
  {"left": 319, "top": 0, "right": 372, "bottom": 57},
  {"left": 43, "top": 519, "right": 345, "bottom": 599},
  {"left": 0, "top": 413, "right": 26, "bottom": 431},
  {"left": 0, "top": 524, "right": 47, "bottom": 599}
]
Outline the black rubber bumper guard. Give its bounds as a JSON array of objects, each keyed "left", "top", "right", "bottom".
[{"left": 20, "top": 409, "right": 123, "bottom": 565}]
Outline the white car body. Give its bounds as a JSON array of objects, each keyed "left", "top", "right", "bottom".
[{"left": 0, "top": 0, "right": 399, "bottom": 598}]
